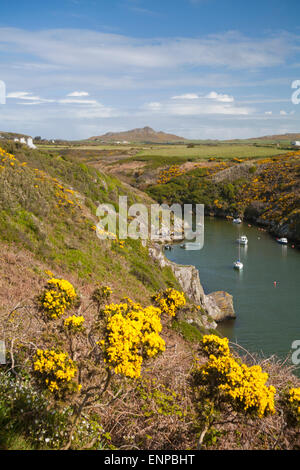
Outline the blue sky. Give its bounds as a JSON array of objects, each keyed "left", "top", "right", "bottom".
[{"left": 0, "top": 0, "right": 299, "bottom": 139}]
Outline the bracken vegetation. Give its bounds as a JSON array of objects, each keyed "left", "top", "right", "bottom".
[{"left": 1, "top": 142, "right": 300, "bottom": 450}]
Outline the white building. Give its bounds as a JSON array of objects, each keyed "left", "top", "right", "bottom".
[
  {"left": 291, "top": 141, "right": 300, "bottom": 147},
  {"left": 27, "top": 137, "right": 36, "bottom": 149},
  {"left": 13, "top": 136, "right": 36, "bottom": 149}
]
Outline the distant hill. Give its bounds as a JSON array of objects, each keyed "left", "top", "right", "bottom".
[
  {"left": 88, "top": 126, "right": 186, "bottom": 143},
  {"left": 245, "top": 133, "right": 300, "bottom": 142}
]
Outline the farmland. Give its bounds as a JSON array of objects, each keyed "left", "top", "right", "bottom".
[{"left": 135, "top": 143, "right": 290, "bottom": 160}]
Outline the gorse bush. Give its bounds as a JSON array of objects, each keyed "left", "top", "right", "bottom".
[
  {"left": 147, "top": 150, "right": 300, "bottom": 241},
  {"left": 38, "top": 278, "right": 78, "bottom": 319},
  {"left": 100, "top": 298, "right": 165, "bottom": 378},
  {"left": 201, "top": 334, "right": 231, "bottom": 357},
  {"left": 195, "top": 335, "right": 276, "bottom": 418},
  {"left": 2, "top": 142, "right": 300, "bottom": 449},
  {"left": 157, "top": 165, "right": 185, "bottom": 184},
  {"left": 63, "top": 315, "right": 85, "bottom": 333},
  {"left": 33, "top": 349, "right": 80, "bottom": 395},
  {"left": 284, "top": 387, "right": 300, "bottom": 425},
  {"left": 2, "top": 271, "right": 300, "bottom": 449},
  {"left": 152, "top": 288, "right": 186, "bottom": 317},
  {"left": 288, "top": 388, "right": 300, "bottom": 413}
]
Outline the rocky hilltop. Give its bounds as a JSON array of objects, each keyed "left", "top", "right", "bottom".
[{"left": 89, "top": 126, "right": 186, "bottom": 143}]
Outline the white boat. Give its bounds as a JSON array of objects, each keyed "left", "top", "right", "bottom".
[
  {"left": 180, "top": 242, "right": 202, "bottom": 250},
  {"left": 276, "top": 237, "right": 288, "bottom": 245},
  {"left": 237, "top": 235, "right": 248, "bottom": 245},
  {"left": 233, "top": 218, "right": 242, "bottom": 224},
  {"left": 233, "top": 260, "right": 243, "bottom": 270},
  {"left": 233, "top": 237, "right": 243, "bottom": 270}
]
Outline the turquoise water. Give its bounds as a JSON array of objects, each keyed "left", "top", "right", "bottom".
[{"left": 165, "top": 217, "right": 300, "bottom": 362}]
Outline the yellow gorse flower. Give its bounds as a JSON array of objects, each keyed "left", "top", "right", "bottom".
[
  {"left": 103, "top": 286, "right": 112, "bottom": 295},
  {"left": 197, "top": 335, "right": 276, "bottom": 418},
  {"left": 201, "top": 334, "right": 231, "bottom": 357},
  {"left": 100, "top": 299, "right": 165, "bottom": 379},
  {"left": 39, "top": 278, "right": 77, "bottom": 319},
  {"left": 64, "top": 315, "right": 85, "bottom": 332},
  {"left": 153, "top": 288, "right": 186, "bottom": 317},
  {"left": 33, "top": 349, "right": 79, "bottom": 394},
  {"left": 157, "top": 165, "right": 185, "bottom": 184},
  {"left": 288, "top": 387, "right": 300, "bottom": 415}
]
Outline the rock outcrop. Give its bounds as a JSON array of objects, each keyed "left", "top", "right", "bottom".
[
  {"left": 205, "top": 291, "right": 235, "bottom": 322},
  {"left": 149, "top": 243, "right": 235, "bottom": 324}
]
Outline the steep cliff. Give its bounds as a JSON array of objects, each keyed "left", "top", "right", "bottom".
[{"left": 149, "top": 244, "right": 236, "bottom": 324}]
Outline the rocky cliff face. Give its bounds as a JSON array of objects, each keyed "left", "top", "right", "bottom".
[
  {"left": 149, "top": 244, "right": 236, "bottom": 324},
  {"left": 205, "top": 291, "right": 235, "bottom": 322}
]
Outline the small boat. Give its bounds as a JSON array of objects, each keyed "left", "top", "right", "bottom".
[
  {"left": 233, "top": 218, "right": 242, "bottom": 224},
  {"left": 233, "top": 260, "right": 243, "bottom": 270},
  {"left": 276, "top": 237, "right": 288, "bottom": 245},
  {"left": 180, "top": 242, "right": 202, "bottom": 250},
  {"left": 164, "top": 244, "right": 172, "bottom": 250},
  {"left": 237, "top": 235, "right": 248, "bottom": 245},
  {"left": 233, "top": 238, "right": 243, "bottom": 270}
]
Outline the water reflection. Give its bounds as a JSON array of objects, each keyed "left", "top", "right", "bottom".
[{"left": 281, "top": 245, "right": 288, "bottom": 258}]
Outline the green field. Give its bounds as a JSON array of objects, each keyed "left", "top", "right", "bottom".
[
  {"left": 37, "top": 144, "right": 134, "bottom": 151},
  {"left": 135, "top": 144, "right": 289, "bottom": 159},
  {"left": 108, "top": 144, "right": 289, "bottom": 170},
  {"left": 36, "top": 142, "right": 291, "bottom": 171}
]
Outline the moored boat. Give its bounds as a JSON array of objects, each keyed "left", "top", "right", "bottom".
[
  {"left": 233, "top": 235, "right": 244, "bottom": 269},
  {"left": 237, "top": 235, "right": 248, "bottom": 245},
  {"left": 233, "top": 260, "right": 243, "bottom": 270},
  {"left": 276, "top": 237, "right": 288, "bottom": 245}
]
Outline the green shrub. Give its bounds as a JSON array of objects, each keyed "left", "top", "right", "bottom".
[{"left": 171, "top": 320, "right": 204, "bottom": 343}]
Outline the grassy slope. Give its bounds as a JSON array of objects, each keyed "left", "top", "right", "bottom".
[
  {"left": 1, "top": 142, "right": 300, "bottom": 450},
  {"left": 0, "top": 141, "right": 213, "bottom": 450},
  {"left": 0, "top": 141, "right": 180, "bottom": 312}
]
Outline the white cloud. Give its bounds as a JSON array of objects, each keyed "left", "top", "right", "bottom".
[
  {"left": 6, "top": 89, "right": 119, "bottom": 116},
  {"left": 171, "top": 93, "right": 199, "bottom": 100},
  {"left": 7, "top": 91, "right": 54, "bottom": 103},
  {"left": 146, "top": 102, "right": 162, "bottom": 110},
  {"left": 16, "top": 101, "right": 44, "bottom": 106},
  {"left": 144, "top": 90, "right": 250, "bottom": 116},
  {"left": 0, "top": 28, "right": 292, "bottom": 71},
  {"left": 7, "top": 91, "right": 33, "bottom": 99},
  {"left": 265, "top": 111, "right": 272, "bottom": 115},
  {"left": 144, "top": 95, "right": 251, "bottom": 116},
  {"left": 67, "top": 91, "right": 89, "bottom": 97},
  {"left": 206, "top": 91, "right": 234, "bottom": 102},
  {"left": 0, "top": 27, "right": 298, "bottom": 139},
  {"left": 280, "top": 110, "right": 287, "bottom": 115},
  {"left": 59, "top": 98, "right": 97, "bottom": 104},
  {"left": 167, "top": 103, "right": 250, "bottom": 116}
]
